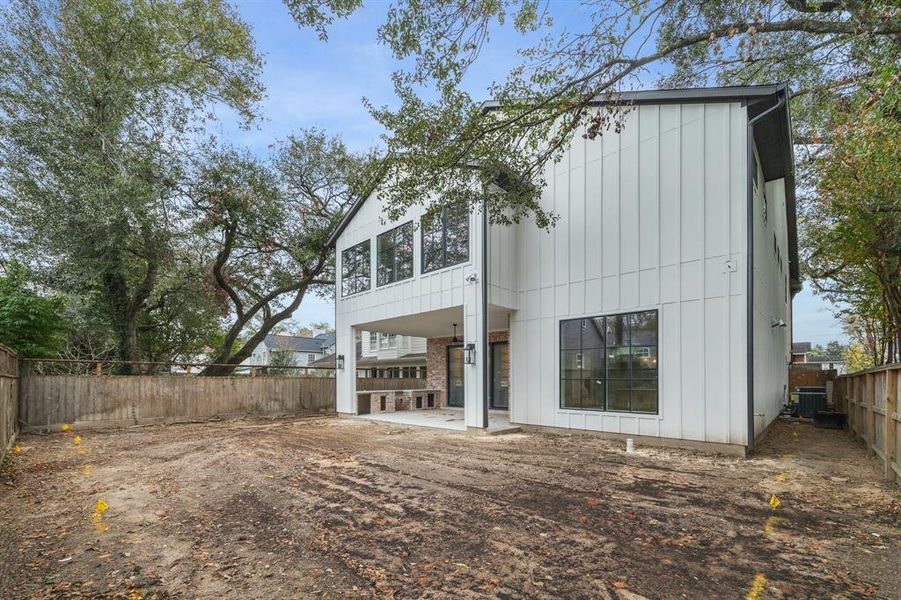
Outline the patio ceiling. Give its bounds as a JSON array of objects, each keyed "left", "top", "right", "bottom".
[{"left": 355, "top": 305, "right": 511, "bottom": 338}]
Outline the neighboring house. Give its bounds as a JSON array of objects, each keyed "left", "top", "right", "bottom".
[
  {"left": 329, "top": 84, "right": 799, "bottom": 453},
  {"left": 312, "top": 332, "right": 428, "bottom": 378},
  {"left": 791, "top": 342, "right": 812, "bottom": 364},
  {"left": 244, "top": 332, "right": 336, "bottom": 368},
  {"left": 791, "top": 342, "right": 846, "bottom": 375},
  {"left": 357, "top": 331, "right": 427, "bottom": 378}
]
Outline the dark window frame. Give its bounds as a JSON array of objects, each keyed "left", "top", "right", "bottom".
[
  {"left": 559, "top": 310, "right": 659, "bottom": 415},
  {"left": 341, "top": 240, "right": 371, "bottom": 297},
  {"left": 376, "top": 221, "right": 414, "bottom": 286},
  {"left": 421, "top": 205, "right": 470, "bottom": 274}
]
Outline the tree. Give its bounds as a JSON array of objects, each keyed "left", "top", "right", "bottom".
[
  {"left": 189, "top": 130, "right": 369, "bottom": 375},
  {"left": 0, "top": 262, "right": 66, "bottom": 357},
  {"left": 268, "top": 349, "right": 298, "bottom": 375},
  {"left": 295, "top": 321, "right": 335, "bottom": 337},
  {"left": 285, "top": 0, "right": 900, "bottom": 226},
  {"left": 0, "top": 0, "right": 263, "bottom": 369},
  {"left": 804, "top": 68, "right": 901, "bottom": 365},
  {"left": 843, "top": 341, "right": 872, "bottom": 372}
]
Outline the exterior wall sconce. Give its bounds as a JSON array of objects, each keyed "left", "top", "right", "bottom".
[
  {"left": 463, "top": 343, "right": 476, "bottom": 365},
  {"left": 336, "top": 354, "right": 345, "bottom": 369}
]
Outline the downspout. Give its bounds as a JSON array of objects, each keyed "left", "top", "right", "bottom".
[
  {"left": 745, "top": 92, "right": 786, "bottom": 452},
  {"left": 482, "top": 199, "right": 489, "bottom": 428}
]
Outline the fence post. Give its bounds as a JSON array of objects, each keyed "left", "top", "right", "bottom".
[
  {"left": 886, "top": 369, "right": 898, "bottom": 482},
  {"left": 867, "top": 373, "right": 876, "bottom": 455}
]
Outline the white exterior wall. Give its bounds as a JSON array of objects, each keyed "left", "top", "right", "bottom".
[
  {"left": 752, "top": 151, "right": 791, "bottom": 437},
  {"left": 334, "top": 193, "right": 487, "bottom": 426},
  {"left": 507, "top": 102, "right": 750, "bottom": 446}
]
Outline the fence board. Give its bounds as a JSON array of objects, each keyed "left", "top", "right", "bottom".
[
  {"left": 836, "top": 364, "right": 900, "bottom": 484},
  {"left": 0, "top": 344, "right": 19, "bottom": 458},
  {"left": 19, "top": 374, "right": 336, "bottom": 431}
]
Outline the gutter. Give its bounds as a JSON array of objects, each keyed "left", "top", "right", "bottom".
[
  {"left": 745, "top": 89, "right": 786, "bottom": 452},
  {"left": 481, "top": 199, "right": 489, "bottom": 428}
]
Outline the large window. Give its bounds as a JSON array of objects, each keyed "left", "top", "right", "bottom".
[
  {"left": 422, "top": 205, "right": 469, "bottom": 273},
  {"left": 560, "top": 310, "right": 658, "bottom": 414},
  {"left": 341, "top": 240, "right": 370, "bottom": 296},
  {"left": 377, "top": 221, "right": 414, "bottom": 286}
]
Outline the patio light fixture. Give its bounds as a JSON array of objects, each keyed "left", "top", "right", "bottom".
[
  {"left": 452, "top": 323, "right": 459, "bottom": 343},
  {"left": 463, "top": 343, "right": 476, "bottom": 365},
  {"left": 336, "top": 354, "right": 345, "bottom": 370}
]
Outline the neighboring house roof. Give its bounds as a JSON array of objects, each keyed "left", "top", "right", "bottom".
[
  {"left": 326, "top": 84, "right": 797, "bottom": 294},
  {"left": 264, "top": 334, "right": 333, "bottom": 354},
  {"left": 792, "top": 342, "right": 812, "bottom": 354},
  {"left": 314, "top": 331, "right": 336, "bottom": 348}
]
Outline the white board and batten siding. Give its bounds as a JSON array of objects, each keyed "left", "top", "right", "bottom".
[
  {"left": 334, "top": 195, "right": 485, "bottom": 416},
  {"left": 753, "top": 152, "right": 791, "bottom": 437},
  {"left": 508, "top": 102, "right": 752, "bottom": 446}
]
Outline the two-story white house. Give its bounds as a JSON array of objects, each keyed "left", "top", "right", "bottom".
[
  {"left": 357, "top": 332, "right": 427, "bottom": 378},
  {"left": 329, "top": 84, "right": 799, "bottom": 453},
  {"left": 244, "top": 332, "right": 336, "bottom": 368}
]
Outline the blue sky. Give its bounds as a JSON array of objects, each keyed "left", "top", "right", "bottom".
[{"left": 221, "top": 1, "right": 847, "bottom": 347}]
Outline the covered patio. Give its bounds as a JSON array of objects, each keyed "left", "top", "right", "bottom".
[{"left": 342, "top": 305, "right": 515, "bottom": 432}]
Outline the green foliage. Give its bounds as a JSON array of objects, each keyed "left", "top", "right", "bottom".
[
  {"left": 189, "top": 130, "right": 368, "bottom": 373},
  {"left": 804, "top": 67, "right": 901, "bottom": 364},
  {"left": 0, "top": 0, "right": 264, "bottom": 364},
  {"left": 0, "top": 262, "right": 66, "bottom": 357},
  {"left": 844, "top": 342, "right": 873, "bottom": 373},
  {"left": 807, "top": 341, "right": 848, "bottom": 362},
  {"left": 286, "top": 0, "right": 901, "bottom": 227},
  {"left": 269, "top": 349, "right": 298, "bottom": 374},
  {"left": 283, "top": 0, "right": 363, "bottom": 40}
]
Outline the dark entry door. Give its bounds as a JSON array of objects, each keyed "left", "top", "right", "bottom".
[
  {"left": 489, "top": 342, "right": 510, "bottom": 410},
  {"left": 447, "top": 346, "right": 465, "bottom": 407}
]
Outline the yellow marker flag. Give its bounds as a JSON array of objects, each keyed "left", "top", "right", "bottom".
[
  {"left": 73, "top": 435, "right": 82, "bottom": 445},
  {"left": 92, "top": 498, "right": 110, "bottom": 532},
  {"left": 769, "top": 494, "right": 781, "bottom": 509},
  {"left": 61, "top": 423, "right": 72, "bottom": 431},
  {"left": 745, "top": 573, "right": 767, "bottom": 600},
  {"left": 11, "top": 443, "right": 21, "bottom": 454},
  {"left": 82, "top": 465, "right": 93, "bottom": 476}
]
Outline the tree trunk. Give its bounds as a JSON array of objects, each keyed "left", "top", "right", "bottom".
[{"left": 200, "top": 285, "right": 310, "bottom": 376}]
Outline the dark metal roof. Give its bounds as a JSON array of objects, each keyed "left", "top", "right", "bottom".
[
  {"left": 264, "top": 334, "right": 331, "bottom": 354},
  {"left": 480, "top": 84, "right": 789, "bottom": 111},
  {"left": 792, "top": 342, "right": 812, "bottom": 354}
]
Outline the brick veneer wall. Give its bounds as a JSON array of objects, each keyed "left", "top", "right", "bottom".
[
  {"left": 425, "top": 331, "right": 510, "bottom": 407},
  {"left": 788, "top": 365, "right": 837, "bottom": 390}
]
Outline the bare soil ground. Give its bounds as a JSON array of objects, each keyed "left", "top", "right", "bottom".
[{"left": 1, "top": 416, "right": 898, "bottom": 599}]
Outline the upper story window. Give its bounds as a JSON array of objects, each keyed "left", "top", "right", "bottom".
[
  {"left": 341, "top": 240, "right": 371, "bottom": 296},
  {"left": 377, "top": 221, "right": 414, "bottom": 286},
  {"left": 560, "top": 310, "right": 658, "bottom": 414},
  {"left": 379, "top": 333, "right": 397, "bottom": 349},
  {"left": 369, "top": 331, "right": 378, "bottom": 348},
  {"left": 422, "top": 205, "right": 469, "bottom": 273}
]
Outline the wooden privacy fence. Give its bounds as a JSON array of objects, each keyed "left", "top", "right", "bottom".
[
  {"left": 356, "top": 377, "right": 427, "bottom": 391},
  {"left": 0, "top": 344, "right": 18, "bottom": 457},
  {"left": 834, "top": 363, "right": 900, "bottom": 484},
  {"left": 19, "top": 359, "right": 337, "bottom": 431}
]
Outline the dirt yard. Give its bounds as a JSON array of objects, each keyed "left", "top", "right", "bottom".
[{"left": 1, "top": 416, "right": 899, "bottom": 599}]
